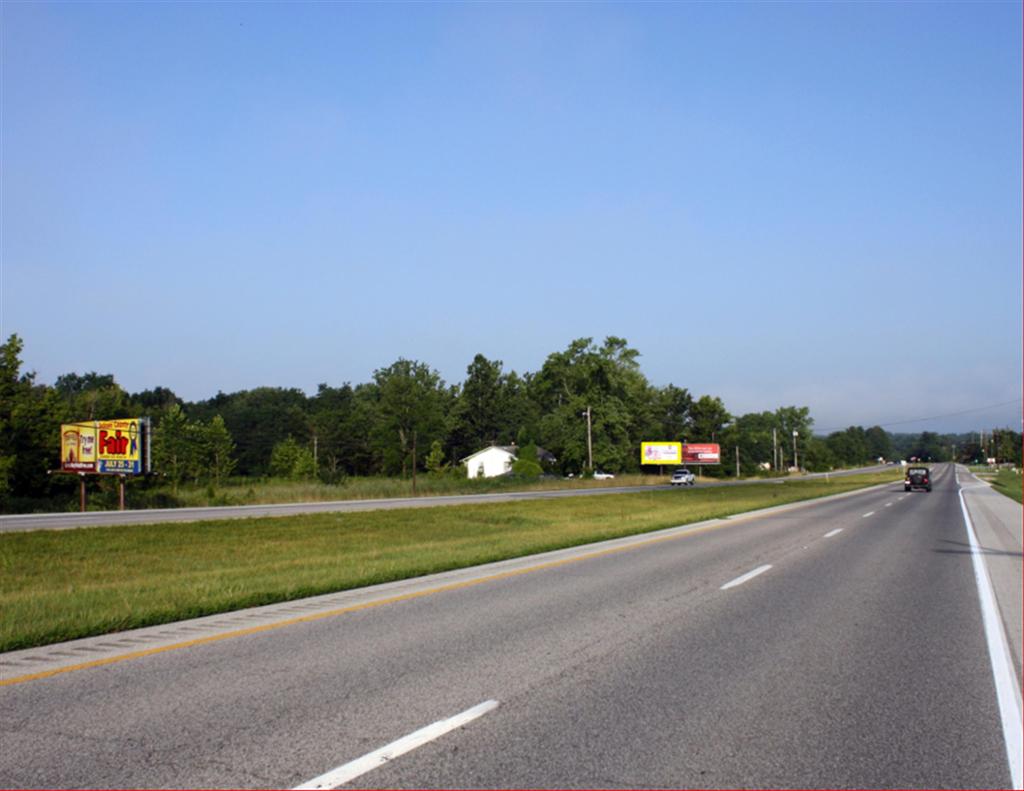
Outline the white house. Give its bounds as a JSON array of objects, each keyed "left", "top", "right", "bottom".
[
  {"left": 461, "top": 445, "right": 557, "bottom": 479},
  {"left": 462, "top": 446, "right": 517, "bottom": 479}
]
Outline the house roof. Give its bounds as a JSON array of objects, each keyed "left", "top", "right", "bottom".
[
  {"left": 460, "top": 445, "right": 556, "bottom": 463},
  {"left": 460, "top": 446, "right": 516, "bottom": 463}
]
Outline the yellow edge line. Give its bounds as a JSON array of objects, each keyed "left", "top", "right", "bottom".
[{"left": 1, "top": 480, "right": 895, "bottom": 688}]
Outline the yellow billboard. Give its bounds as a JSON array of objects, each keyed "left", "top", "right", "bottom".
[
  {"left": 61, "top": 423, "right": 98, "bottom": 472},
  {"left": 61, "top": 418, "right": 147, "bottom": 475},
  {"left": 641, "top": 441, "right": 683, "bottom": 465}
]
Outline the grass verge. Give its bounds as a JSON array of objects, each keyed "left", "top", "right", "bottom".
[
  {"left": 0, "top": 470, "right": 900, "bottom": 652},
  {"left": 988, "top": 469, "right": 1023, "bottom": 504}
]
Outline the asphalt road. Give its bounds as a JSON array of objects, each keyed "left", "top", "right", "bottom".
[
  {"left": 1, "top": 464, "right": 1019, "bottom": 789},
  {"left": 0, "top": 464, "right": 892, "bottom": 532}
]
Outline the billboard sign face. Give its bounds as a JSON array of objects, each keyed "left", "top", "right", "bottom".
[
  {"left": 61, "top": 418, "right": 147, "bottom": 475},
  {"left": 97, "top": 418, "right": 144, "bottom": 474},
  {"left": 681, "top": 443, "right": 721, "bottom": 465},
  {"left": 641, "top": 442, "right": 682, "bottom": 465},
  {"left": 61, "top": 423, "right": 98, "bottom": 472}
]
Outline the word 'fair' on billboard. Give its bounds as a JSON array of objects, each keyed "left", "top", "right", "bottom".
[
  {"left": 641, "top": 442, "right": 682, "bottom": 465},
  {"left": 61, "top": 418, "right": 150, "bottom": 475}
]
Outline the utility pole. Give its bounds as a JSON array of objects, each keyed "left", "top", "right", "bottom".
[
  {"left": 792, "top": 430, "right": 799, "bottom": 472},
  {"left": 735, "top": 445, "right": 740, "bottom": 478},
  {"left": 584, "top": 406, "right": 593, "bottom": 472},
  {"left": 772, "top": 428, "right": 778, "bottom": 472},
  {"left": 411, "top": 430, "right": 417, "bottom": 494}
]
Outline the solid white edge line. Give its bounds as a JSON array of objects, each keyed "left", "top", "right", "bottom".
[
  {"left": 294, "top": 700, "right": 500, "bottom": 790},
  {"left": 958, "top": 486, "right": 1023, "bottom": 790},
  {"left": 823, "top": 528, "right": 843, "bottom": 538},
  {"left": 720, "top": 564, "right": 772, "bottom": 590}
]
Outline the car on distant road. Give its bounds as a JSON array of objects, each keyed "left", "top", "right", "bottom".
[
  {"left": 670, "top": 467, "right": 695, "bottom": 486},
  {"left": 593, "top": 471, "right": 615, "bottom": 480},
  {"left": 905, "top": 466, "right": 932, "bottom": 492}
]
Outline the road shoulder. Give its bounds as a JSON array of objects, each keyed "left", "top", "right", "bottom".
[{"left": 959, "top": 466, "right": 1023, "bottom": 682}]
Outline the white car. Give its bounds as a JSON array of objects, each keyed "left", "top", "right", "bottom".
[
  {"left": 670, "top": 467, "right": 695, "bottom": 486},
  {"left": 592, "top": 471, "right": 615, "bottom": 480}
]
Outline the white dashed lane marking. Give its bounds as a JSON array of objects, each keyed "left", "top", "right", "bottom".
[
  {"left": 294, "top": 700, "right": 500, "bottom": 789},
  {"left": 721, "top": 565, "right": 773, "bottom": 590}
]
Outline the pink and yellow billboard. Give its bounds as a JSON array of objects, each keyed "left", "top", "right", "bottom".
[{"left": 641, "top": 442, "right": 683, "bottom": 465}]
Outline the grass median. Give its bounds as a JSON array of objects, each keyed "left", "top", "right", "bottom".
[{"left": 0, "top": 470, "right": 900, "bottom": 652}]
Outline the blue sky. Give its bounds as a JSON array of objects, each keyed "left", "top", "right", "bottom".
[{"left": 2, "top": 1, "right": 1021, "bottom": 433}]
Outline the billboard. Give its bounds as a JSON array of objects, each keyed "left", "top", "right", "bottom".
[
  {"left": 61, "top": 418, "right": 149, "bottom": 475},
  {"left": 641, "top": 442, "right": 682, "bottom": 465},
  {"left": 681, "top": 443, "right": 721, "bottom": 465},
  {"left": 97, "top": 418, "right": 144, "bottom": 474},
  {"left": 61, "top": 423, "right": 98, "bottom": 472}
]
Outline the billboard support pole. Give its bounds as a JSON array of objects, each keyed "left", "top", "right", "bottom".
[
  {"left": 118, "top": 476, "right": 126, "bottom": 511},
  {"left": 79, "top": 474, "right": 86, "bottom": 513}
]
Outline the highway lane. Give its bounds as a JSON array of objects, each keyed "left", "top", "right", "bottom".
[
  {"left": 0, "top": 464, "right": 891, "bottom": 532},
  {"left": 1, "top": 464, "right": 1017, "bottom": 788}
]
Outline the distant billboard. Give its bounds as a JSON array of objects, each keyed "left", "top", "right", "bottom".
[
  {"left": 641, "top": 442, "right": 682, "bottom": 465},
  {"left": 681, "top": 443, "right": 721, "bottom": 465},
  {"left": 61, "top": 418, "right": 149, "bottom": 475}
]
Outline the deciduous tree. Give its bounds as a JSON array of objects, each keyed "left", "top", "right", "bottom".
[
  {"left": 152, "top": 404, "right": 191, "bottom": 493},
  {"left": 689, "top": 395, "right": 731, "bottom": 444},
  {"left": 206, "top": 415, "right": 237, "bottom": 486},
  {"left": 373, "top": 359, "right": 447, "bottom": 489}
]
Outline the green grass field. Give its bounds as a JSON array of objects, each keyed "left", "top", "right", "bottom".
[
  {"left": 147, "top": 472, "right": 671, "bottom": 507},
  {"left": 21, "top": 471, "right": 677, "bottom": 514},
  {"left": 0, "top": 470, "right": 900, "bottom": 652}
]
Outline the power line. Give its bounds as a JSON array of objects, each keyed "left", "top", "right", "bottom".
[{"left": 816, "top": 398, "right": 1022, "bottom": 434}]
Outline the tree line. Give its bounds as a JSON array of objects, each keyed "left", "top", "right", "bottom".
[{"left": 1, "top": 333, "right": 1019, "bottom": 511}]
